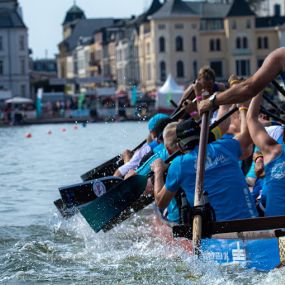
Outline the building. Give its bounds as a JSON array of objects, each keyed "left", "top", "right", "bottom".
[
  {"left": 0, "top": 0, "right": 30, "bottom": 99},
  {"left": 57, "top": 0, "right": 285, "bottom": 93}
]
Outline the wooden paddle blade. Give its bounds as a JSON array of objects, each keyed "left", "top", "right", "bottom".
[
  {"left": 80, "top": 155, "right": 122, "bottom": 181},
  {"left": 59, "top": 176, "right": 123, "bottom": 208},
  {"left": 79, "top": 175, "right": 148, "bottom": 233}
]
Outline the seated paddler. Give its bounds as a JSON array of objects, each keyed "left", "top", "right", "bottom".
[
  {"left": 151, "top": 102, "right": 257, "bottom": 222},
  {"left": 113, "top": 113, "right": 169, "bottom": 178},
  {"left": 247, "top": 94, "right": 285, "bottom": 217}
]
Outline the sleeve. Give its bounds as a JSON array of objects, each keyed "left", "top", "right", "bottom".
[
  {"left": 165, "top": 158, "right": 181, "bottom": 193},
  {"left": 136, "top": 152, "right": 159, "bottom": 176}
]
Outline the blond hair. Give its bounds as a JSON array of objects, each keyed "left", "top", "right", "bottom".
[{"left": 163, "top": 122, "right": 178, "bottom": 152}]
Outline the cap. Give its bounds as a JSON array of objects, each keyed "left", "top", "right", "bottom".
[
  {"left": 152, "top": 118, "right": 172, "bottom": 140},
  {"left": 148, "top": 113, "right": 169, "bottom": 131},
  {"left": 176, "top": 119, "right": 200, "bottom": 151}
]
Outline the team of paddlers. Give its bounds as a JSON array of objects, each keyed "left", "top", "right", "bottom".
[{"left": 112, "top": 47, "right": 285, "bottom": 226}]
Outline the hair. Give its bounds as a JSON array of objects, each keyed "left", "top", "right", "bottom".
[
  {"left": 163, "top": 122, "right": 178, "bottom": 152},
  {"left": 198, "top": 66, "right": 216, "bottom": 82}
]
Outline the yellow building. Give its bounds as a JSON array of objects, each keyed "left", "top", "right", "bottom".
[{"left": 138, "top": 0, "right": 285, "bottom": 90}]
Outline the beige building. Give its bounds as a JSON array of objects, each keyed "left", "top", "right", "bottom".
[
  {"left": 137, "top": 0, "right": 285, "bottom": 90},
  {"left": 57, "top": 0, "right": 285, "bottom": 93}
]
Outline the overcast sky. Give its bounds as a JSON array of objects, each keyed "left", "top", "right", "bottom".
[{"left": 18, "top": 0, "right": 152, "bottom": 59}]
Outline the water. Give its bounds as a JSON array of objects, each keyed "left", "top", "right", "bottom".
[{"left": 0, "top": 122, "right": 284, "bottom": 284}]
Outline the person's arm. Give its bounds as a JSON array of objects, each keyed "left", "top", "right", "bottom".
[
  {"left": 151, "top": 159, "right": 176, "bottom": 209},
  {"left": 247, "top": 94, "right": 282, "bottom": 164},
  {"left": 199, "top": 48, "right": 285, "bottom": 113},
  {"left": 178, "top": 83, "right": 195, "bottom": 107},
  {"left": 234, "top": 105, "right": 253, "bottom": 160}
]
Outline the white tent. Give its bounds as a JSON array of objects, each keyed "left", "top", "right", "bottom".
[
  {"left": 5, "top": 97, "right": 33, "bottom": 104},
  {"left": 156, "top": 74, "right": 184, "bottom": 110}
]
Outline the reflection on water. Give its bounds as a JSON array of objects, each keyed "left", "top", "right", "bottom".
[{"left": 0, "top": 122, "right": 285, "bottom": 284}]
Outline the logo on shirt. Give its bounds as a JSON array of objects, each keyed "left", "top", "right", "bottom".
[
  {"left": 194, "top": 154, "right": 228, "bottom": 170},
  {"left": 271, "top": 161, "right": 285, "bottom": 180},
  {"left": 92, "top": 181, "right": 106, "bottom": 197}
]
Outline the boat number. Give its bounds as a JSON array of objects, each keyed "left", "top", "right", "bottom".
[{"left": 93, "top": 181, "right": 106, "bottom": 197}]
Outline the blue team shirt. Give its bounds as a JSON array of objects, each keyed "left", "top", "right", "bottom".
[
  {"left": 264, "top": 145, "right": 285, "bottom": 216},
  {"left": 165, "top": 139, "right": 257, "bottom": 221}
]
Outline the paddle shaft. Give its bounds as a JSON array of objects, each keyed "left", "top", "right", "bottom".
[
  {"left": 263, "top": 94, "right": 285, "bottom": 115},
  {"left": 272, "top": 79, "right": 285, "bottom": 98},
  {"left": 260, "top": 105, "right": 285, "bottom": 125},
  {"left": 192, "top": 110, "right": 211, "bottom": 255}
]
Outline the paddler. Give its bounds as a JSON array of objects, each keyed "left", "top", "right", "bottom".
[
  {"left": 151, "top": 81, "right": 257, "bottom": 222},
  {"left": 198, "top": 47, "right": 285, "bottom": 114}
]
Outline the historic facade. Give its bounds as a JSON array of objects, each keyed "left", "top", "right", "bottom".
[
  {"left": 0, "top": 0, "right": 30, "bottom": 98},
  {"left": 57, "top": 0, "right": 285, "bottom": 93}
]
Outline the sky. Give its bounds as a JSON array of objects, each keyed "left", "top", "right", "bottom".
[{"left": 18, "top": 0, "right": 153, "bottom": 59}]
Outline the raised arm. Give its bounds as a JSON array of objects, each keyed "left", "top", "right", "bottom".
[
  {"left": 199, "top": 48, "right": 285, "bottom": 112},
  {"left": 247, "top": 94, "right": 281, "bottom": 164}
]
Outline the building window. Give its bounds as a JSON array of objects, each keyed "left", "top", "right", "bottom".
[
  {"left": 210, "top": 39, "right": 215, "bottom": 51},
  {"left": 236, "top": 37, "right": 248, "bottom": 49},
  {"left": 236, "top": 37, "right": 241, "bottom": 49},
  {"left": 243, "top": 37, "right": 248, "bottom": 49},
  {"left": 0, "top": 60, "right": 3, "bottom": 75},
  {"left": 232, "top": 20, "right": 237, "bottom": 29},
  {"left": 210, "top": 61, "right": 223, "bottom": 78},
  {"left": 20, "top": 84, "right": 26, "bottom": 97},
  {"left": 160, "top": 61, "right": 166, "bottom": 82},
  {"left": 257, "top": 59, "right": 264, "bottom": 68},
  {"left": 175, "top": 23, "right": 184, "bottom": 29},
  {"left": 158, "top": 24, "right": 166, "bottom": 30},
  {"left": 20, "top": 58, "right": 25, "bottom": 75},
  {"left": 159, "top": 37, "right": 165, "bottom": 53},
  {"left": 176, "top": 36, "right": 183, "bottom": 52},
  {"left": 210, "top": 39, "right": 221, "bottom": 51},
  {"left": 147, "top": 63, "right": 152, "bottom": 81},
  {"left": 177, "top": 60, "right": 184, "bottom": 78},
  {"left": 19, "top": 35, "right": 25, "bottom": 51},
  {"left": 192, "top": 36, "right": 197, "bottom": 52},
  {"left": 193, "top": 60, "right": 198, "bottom": 79},
  {"left": 0, "top": 36, "right": 3, "bottom": 51},
  {"left": 236, "top": 59, "right": 250, "bottom": 77},
  {"left": 257, "top": 37, "right": 268, "bottom": 49}
]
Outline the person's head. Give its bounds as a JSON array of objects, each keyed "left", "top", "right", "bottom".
[
  {"left": 148, "top": 113, "right": 169, "bottom": 140},
  {"left": 198, "top": 66, "right": 216, "bottom": 94},
  {"left": 152, "top": 117, "right": 172, "bottom": 143},
  {"left": 163, "top": 122, "right": 179, "bottom": 154},
  {"left": 176, "top": 119, "right": 200, "bottom": 153}
]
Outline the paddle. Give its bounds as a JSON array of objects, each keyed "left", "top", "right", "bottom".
[
  {"left": 272, "top": 79, "right": 285, "bottom": 98},
  {"left": 79, "top": 106, "right": 238, "bottom": 233},
  {"left": 260, "top": 105, "right": 285, "bottom": 125},
  {"left": 79, "top": 175, "right": 148, "bottom": 232},
  {"left": 54, "top": 176, "right": 123, "bottom": 218},
  {"left": 263, "top": 94, "right": 285, "bottom": 115},
  {"left": 192, "top": 95, "right": 211, "bottom": 255},
  {"left": 80, "top": 105, "right": 189, "bottom": 182}
]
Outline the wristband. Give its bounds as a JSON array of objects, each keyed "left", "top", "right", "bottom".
[
  {"left": 239, "top": 107, "right": 248, "bottom": 112},
  {"left": 190, "top": 111, "right": 198, "bottom": 117},
  {"left": 196, "top": 96, "right": 202, "bottom": 101},
  {"left": 254, "top": 154, "right": 264, "bottom": 163},
  {"left": 229, "top": 79, "right": 240, "bottom": 86}
]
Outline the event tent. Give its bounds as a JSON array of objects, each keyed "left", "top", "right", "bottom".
[{"left": 156, "top": 74, "right": 184, "bottom": 111}]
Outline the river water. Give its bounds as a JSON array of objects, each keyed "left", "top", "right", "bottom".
[{"left": 0, "top": 122, "right": 284, "bottom": 285}]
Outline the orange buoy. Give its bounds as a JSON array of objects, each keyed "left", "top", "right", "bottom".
[
  {"left": 61, "top": 128, "right": 66, "bottom": 132},
  {"left": 47, "top": 130, "right": 52, "bottom": 135},
  {"left": 25, "top": 133, "right": 32, "bottom": 138},
  {"left": 73, "top": 125, "right": 78, "bottom": 130}
]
